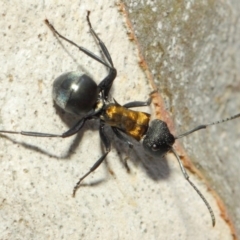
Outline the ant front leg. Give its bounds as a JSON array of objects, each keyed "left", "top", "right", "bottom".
[
  {"left": 72, "top": 120, "right": 111, "bottom": 197},
  {"left": 123, "top": 94, "right": 153, "bottom": 109},
  {"left": 123, "top": 90, "right": 157, "bottom": 109}
]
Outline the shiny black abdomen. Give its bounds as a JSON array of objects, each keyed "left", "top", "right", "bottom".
[{"left": 52, "top": 71, "right": 99, "bottom": 115}]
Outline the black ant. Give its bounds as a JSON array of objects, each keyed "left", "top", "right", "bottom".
[{"left": 1, "top": 11, "right": 239, "bottom": 227}]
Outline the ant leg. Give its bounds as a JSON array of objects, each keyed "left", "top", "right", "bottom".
[
  {"left": 112, "top": 127, "right": 132, "bottom": 172},
  {"left": 97, "top": 67, "right": 116, "bottom": 100},
  {"left": 171, "top": 148, "right": 215, "bottom": 227},
  {"left": 44, "top": 20, "right": 111, "bottom": 69},
  {"left": 72, "top": 120, "right": 111, "bottom": 197},
  {"left": 112, "top": 127, "right": 133, "bottom": 149},
  {"left": 0, "top": 117, "right": 89, "bottom": 138},
  {"left": 85, "top": 11, "right": 117, "bottom": 98},
  {"left": 45, "top": 14, "right": 117, "bottom": 100},
  {"left": 123, "top": 97, "right": 152, "bottom": 108},
  {"left": 86, "top": 11, "right": 114, "bottom": 67}
]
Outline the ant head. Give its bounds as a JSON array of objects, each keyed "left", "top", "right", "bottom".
[{"left": 143, "top": 119, "right": 175, "bottom": 157}]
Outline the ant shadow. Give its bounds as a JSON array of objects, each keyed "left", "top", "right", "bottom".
[
  {"left": 1, "top": 101, "right": 171, "bottom": 188},
  {"left": 111, "top": 134, "right": 170, "bottom": 181}
]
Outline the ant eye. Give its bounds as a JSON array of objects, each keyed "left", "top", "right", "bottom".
[{"left": 151, "top": 144, "right": 159, "bottom": 151}]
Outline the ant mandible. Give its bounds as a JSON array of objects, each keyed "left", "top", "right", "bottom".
[{"left": 1, "top": 11, "right": 240, "bottom": 227}]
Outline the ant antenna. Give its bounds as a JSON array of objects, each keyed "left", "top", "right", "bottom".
[
  {"left": 176, "top": 113, "right": 240, "bottom": 139},
  {"left": 171, "top": 112, "right": 240, "bottom": 226},
  {"left": 171, "top": 148, "right": 215, "bottom": 227}
]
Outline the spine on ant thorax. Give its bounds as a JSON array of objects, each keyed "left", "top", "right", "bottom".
[{"left": 101, "top": 103, "right": 150, "bottom": 141}]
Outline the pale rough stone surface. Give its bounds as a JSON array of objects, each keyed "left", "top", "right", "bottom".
[{"left": 0, "top": 0, "right": 236, "bottom": 239}]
